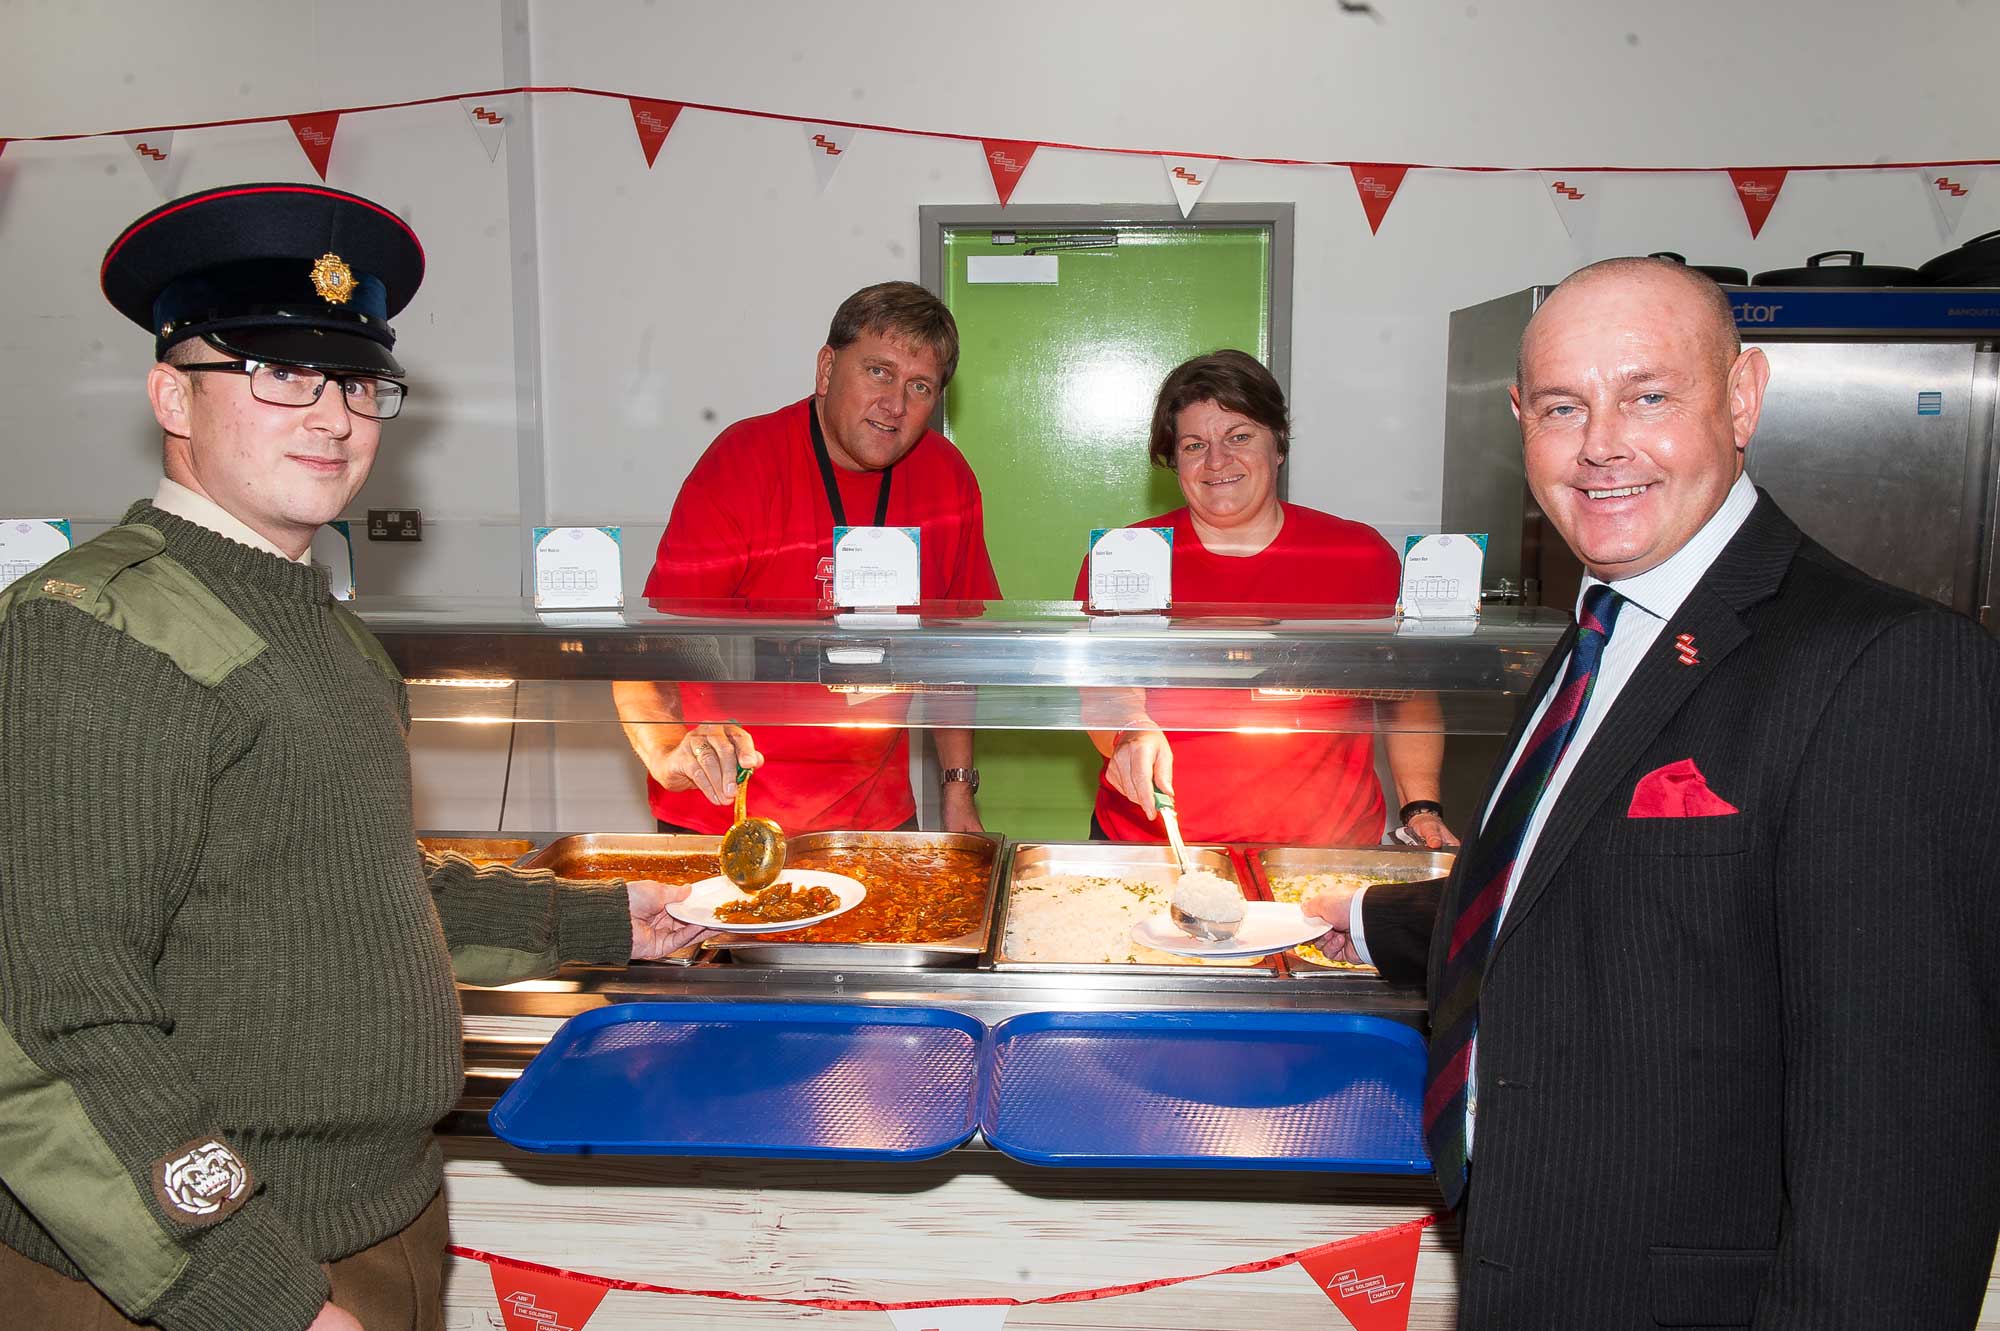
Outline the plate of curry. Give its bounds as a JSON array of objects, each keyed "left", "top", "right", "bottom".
[{"left": 668, "top": 870, "right": 866, "bottom": 932}]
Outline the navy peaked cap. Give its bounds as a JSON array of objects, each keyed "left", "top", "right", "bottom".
[{"left": 101, "top": 182, "right": 425, "bottom": 376}]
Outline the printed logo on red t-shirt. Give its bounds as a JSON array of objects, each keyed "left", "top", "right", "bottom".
[{"left": 816, "top": 555, "right": 836, "bottom": 610}]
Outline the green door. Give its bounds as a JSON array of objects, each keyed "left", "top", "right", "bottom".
[{"left": 938, "top": 223, "right": 1277, "bottom": 840}]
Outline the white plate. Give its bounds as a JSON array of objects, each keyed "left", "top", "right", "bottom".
[
  {"left": 1130, "top": 901, "right": 1328, "bottom": 960},
  {"left": 666, "top": 871, "right": 867, "bottom": 933}
]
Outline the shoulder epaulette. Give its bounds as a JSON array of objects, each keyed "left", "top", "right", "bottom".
[
  {"left": 328, "top": 601, "right": 402, "bottom": 684},
  {"left": 0, "top": 524, "right": 267, "bottom": 687}
]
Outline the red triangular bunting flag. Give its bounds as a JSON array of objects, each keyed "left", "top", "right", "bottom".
[
  {"left": 287, "top": 113, "right": 341, "bottom": 181},
  {"left": 0, "top": 140, "right": 8, "bottom": 163},
  {"left": 488, "top": 1259, "right": 609, "bottom": 1331},
  {"left": 1296, "top": 1221, "right": 1424, "bottom": 1331},
  {"left": 1350, "top": 164, "right": 1410, "bottom": 235},
  {"left": 982, "top": 139, "right": 1038, "bottom": 207},
  {"left": 1727, "top": 168, "right": 1788, "bottom": 239},
  {"left": 628, "top": 98, "right": 684, "bottom": 169}
]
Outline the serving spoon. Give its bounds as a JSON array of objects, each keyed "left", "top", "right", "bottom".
[
  {"left": 1156, "top": 787, "right": 1241, "bottom": 943},
  {"left": 719, "top": 765, "right": 786, "bottom": 890}
]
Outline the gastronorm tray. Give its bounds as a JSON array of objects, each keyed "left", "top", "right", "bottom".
[
  {"left": 1249, "top": 845, "right": 1456, "bottom": 975},
  {"left": 515, "top": 832, "right": 726, "bottom": 883},
  {"left": 991, "top": 841, "right": 1278, "bottom": 976},
  {"left": 515, "top": 833, "right": 730, "bottom": 966},
  {"left": 981, "top": 1009, "right": 1429, "bottom": 1172},
  {"left": 715, "top": 831, "right": 1005, "bottom": 968},
  {"left": 489, "top": 1001, "right": 984, "bottom": 1160},
  {"left": 416, "top": 832, "right": 547, "bottom": 867}
]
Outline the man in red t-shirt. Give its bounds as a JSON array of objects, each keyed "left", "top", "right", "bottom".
[{"left": 614, "top": 282, "right": 1001, "bottom": 834}]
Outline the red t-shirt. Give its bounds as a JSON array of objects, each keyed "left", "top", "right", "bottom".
[
  {"left": 642, "top": 398, "right": 1002, "bottom": 833},
  {"left": 1074, "top": 504, "right": 1401, "bottom": 846}
]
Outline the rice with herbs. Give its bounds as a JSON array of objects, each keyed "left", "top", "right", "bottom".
[
  {"left": 1266, "top": 871, "right": 1390, "bottom": 968},
  {"left": 1003, "top": 871, "right": 1251, "bottom": 966}
]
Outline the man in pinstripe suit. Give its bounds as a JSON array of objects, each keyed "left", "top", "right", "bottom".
[{"left": 1309, "top": 257, "right": 2000, "bottom": 1328}]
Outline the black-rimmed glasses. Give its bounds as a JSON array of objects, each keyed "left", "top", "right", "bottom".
[{"left": 178, "top": 359, "right": 408, "bottom": 421}]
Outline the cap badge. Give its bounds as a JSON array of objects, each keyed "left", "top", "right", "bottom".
[{"left": 310, "top": 252, "right": 357, "bottom": 305}]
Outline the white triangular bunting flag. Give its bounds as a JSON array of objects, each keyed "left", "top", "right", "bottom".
[
  {"left": 803, "top": 123, "right": 854, "bottom": 192},
  {"left": 886, "top": 1306, "right": 1011, "bottom": 1331},
  {"left": 1922, "top": 168, "right": 1976, "bottom": 235},
  {"left": 460, "top": 94, "right": 523, "bottom": 162},
  {"left": 1540, "top": 171, "right": 1603, "bottom": 245},
  {"left": 123, "top": 131, "right": 179, "bottom": 196},
  {"left": 1163, "top": 156, "right": 1216, "bottom": 216}
]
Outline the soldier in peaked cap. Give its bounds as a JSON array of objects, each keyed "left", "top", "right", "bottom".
[{"left": 0, "top": 184, "right": 704, "bottom": 1331}]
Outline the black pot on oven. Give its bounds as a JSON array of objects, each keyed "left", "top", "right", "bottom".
[
  {"left": 1649, "top": 252, "right": 1749, "bottom": 285},
  {"left": 1752, "top": 250, "right": 1919, "bottom": 286}
]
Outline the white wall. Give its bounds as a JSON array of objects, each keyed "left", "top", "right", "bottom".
[
  {"left": 0, "top": 0, "right": 524, "bottom": 595},
  {"left": 528, "top": 0, "right": 2000, "bottom": 532},
  {"left": 5, "top": 0, "right": 1998, "bottom": 829}
]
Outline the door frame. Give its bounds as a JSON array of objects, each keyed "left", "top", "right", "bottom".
[
  {"left": 912, "top": 204, "right": 1296, "bottom": 830},
  {"left": 917, "top": 203, "right": 1296, "bottom": 401}
]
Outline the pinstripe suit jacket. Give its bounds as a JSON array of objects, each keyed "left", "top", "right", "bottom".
[{"left": 1363, "top": 493, "right": 2000, "bottom": 1330}]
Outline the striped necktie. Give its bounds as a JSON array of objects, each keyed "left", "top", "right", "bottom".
[{"left": 1424, "top": 582, "right": 1624, "bottom": 1208}]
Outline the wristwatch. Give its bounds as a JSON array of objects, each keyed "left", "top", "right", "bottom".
[
  {"left": 940, "top": 767, "right": 981, "bottom": 796},
  {"left": 1398, "top": 799, "right": 1444, "bottom": 824}
]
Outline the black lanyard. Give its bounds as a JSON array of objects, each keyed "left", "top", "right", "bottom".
[{"left": 809, "top": 403, "right": 893, "bottom": 528}]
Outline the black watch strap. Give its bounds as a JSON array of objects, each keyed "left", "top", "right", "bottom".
[{"left": 1398, "top": 799, "right": 1444, "bottom": 824}]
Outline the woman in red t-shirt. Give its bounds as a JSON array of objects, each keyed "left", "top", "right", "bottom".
[{"left": 1078, "top": 350, "right": 1458, "bottom": 849}]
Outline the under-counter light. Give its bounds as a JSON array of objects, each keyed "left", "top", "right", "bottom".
[
  {"left": 405, "top": 677, "right": 516, "bottom": 688},
  {"left": 824, "top": 683, "right": 976, "bottom": 697}
]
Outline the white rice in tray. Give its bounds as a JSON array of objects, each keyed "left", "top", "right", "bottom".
[{"left": 1002, "top": 871, "right": 1254, "bottom": 966}]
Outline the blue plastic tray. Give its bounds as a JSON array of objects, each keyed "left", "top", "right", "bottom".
[
  {"left": 981, "top": 1010, "right": 1429, "bottom": 1173},
  {"left": 490, "top": 1002, "right": 983, "bottom": 1160}
]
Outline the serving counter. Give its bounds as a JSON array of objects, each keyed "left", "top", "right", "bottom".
[
  {"left": 385, "top": 599, "right": 1542, "bottom": 1328},
  {"left": 385, "top": 598, "right": 2000, "bottom": 1327}
]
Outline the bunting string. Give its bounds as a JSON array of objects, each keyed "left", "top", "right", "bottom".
[
  {"left": 450, "top": 1212, "right": 1439, "bottom": 1313},
  {"left": 5, "top": 82, "right": 1997, "bottom": 175}
]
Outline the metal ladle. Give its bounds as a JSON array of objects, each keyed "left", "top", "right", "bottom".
[
  {"left": 719, "top": 765, "right": 786, "bottom": 891},
  {"left": 1156, "top": 787, "right": 1241, "bottom": 943}
]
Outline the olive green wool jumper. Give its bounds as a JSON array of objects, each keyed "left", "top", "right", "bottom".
[{"left": 0, "top": 503, "right": 633, "bottom": 1331}]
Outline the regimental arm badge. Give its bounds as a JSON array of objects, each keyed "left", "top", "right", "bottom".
[
  {"left": 310, "top": 252, "right": 357, "bottom": 305},
  {"left": 152, "top": 1137, "right": 253, "bottom": 1227}
]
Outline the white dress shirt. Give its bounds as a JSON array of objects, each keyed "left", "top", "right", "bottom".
[
  {"left": 151, "top": 478, "right": 312, "bottom": 565},
  {"left": 1351, "top": 472, "right": 1758, "bottom": 1145}
]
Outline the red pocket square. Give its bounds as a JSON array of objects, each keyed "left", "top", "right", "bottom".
[{"left": 1627, "top": 758, "right": 1740, "bottom": 818}]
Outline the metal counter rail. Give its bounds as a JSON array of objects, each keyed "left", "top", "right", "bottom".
[{"left": 364, "top": 598, "right": 1568, "bottom": 695}]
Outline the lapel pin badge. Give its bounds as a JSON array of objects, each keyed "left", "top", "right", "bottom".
[{"left": 1674, "top": 632, "right": 1699, "bottom": 667}]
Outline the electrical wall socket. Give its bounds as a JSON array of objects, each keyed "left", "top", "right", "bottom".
[{"left": 367, "top": 509, "right": 422, "bottom": 541}]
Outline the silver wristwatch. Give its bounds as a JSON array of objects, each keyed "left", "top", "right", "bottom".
[{"left": 939, "top": 767, "right": 980, "bottom": 796}]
